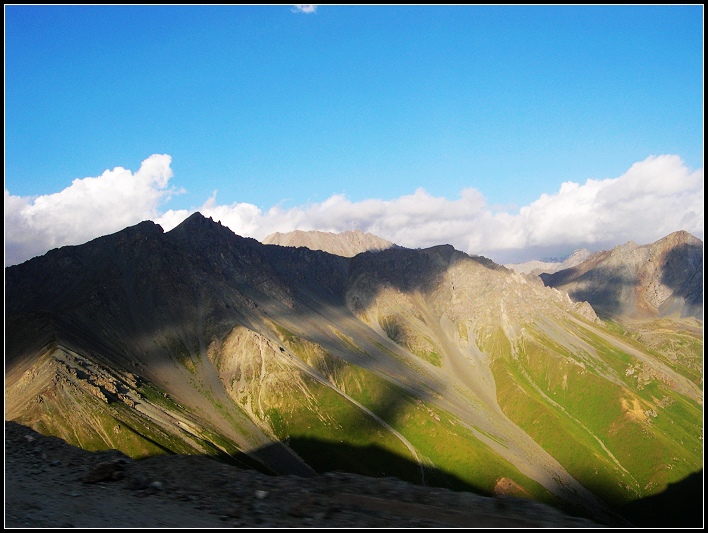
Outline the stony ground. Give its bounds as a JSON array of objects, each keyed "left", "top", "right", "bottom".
[{"left": 5, "top": 421, "right": 609, "bottom": 528}]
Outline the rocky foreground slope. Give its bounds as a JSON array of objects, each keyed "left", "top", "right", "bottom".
[
  {"left": 5, "top": 213, "right": 703, "bottom": 526},
  {"left": 5, "top": 421, "right": 606, "bottom": 528}
]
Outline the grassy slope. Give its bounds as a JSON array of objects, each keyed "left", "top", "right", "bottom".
[
  {"left": 489, "top": 316, "right": 703, "bottom": 508},
  {"left": 271, "top": 323, "right": 556, "bottom": 504}
]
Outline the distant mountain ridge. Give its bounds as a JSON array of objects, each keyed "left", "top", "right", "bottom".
[
  {"left": 263, "top": 229, "right": 396, "bottom": 257},
  {"left": 541, "top": 231, "right": 703, "bottom": 320},
  {"left": 5, "top": 214, "right": 703, "bottom": 526},
  {"left": 505, "top": 249, "right": 593, "bottom": 276}
]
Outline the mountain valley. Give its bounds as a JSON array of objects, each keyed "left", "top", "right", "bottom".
[{"left": 5, "top": 214, "right": 703, "bottom": 527}]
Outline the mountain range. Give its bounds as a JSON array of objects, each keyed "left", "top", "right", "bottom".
[{"left": 5, "top": 213, "right": 703, "bottom": 525}]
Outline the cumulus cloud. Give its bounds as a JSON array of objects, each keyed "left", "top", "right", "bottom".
[
  {"left": 4, "top": 154, "right": 179, "bottom": 266},
  {"left": 5, "top": 154, "right": 703, "bottom": 267},
  {"left": 497, "top": 154, "right": 704, "bottom": 261},
  {"left": 187, "top": 155, "right": 703, "bottom": 264},
  {"left": 177, "top": 187, "right": 488, "bottom": 253},
  {"left": 292, "top": 5, "right": 317, "bottom": 14}
]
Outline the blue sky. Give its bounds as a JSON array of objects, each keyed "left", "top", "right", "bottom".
[{"left": 4, "top": 5, "right": 704, "bottom": 266}]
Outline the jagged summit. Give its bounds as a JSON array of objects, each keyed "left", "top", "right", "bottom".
[
  {"left": 173, "top": 210, "right": 212, "bottom": 227},
  {"left": 169, "top": 211, "right": 237, "bottom": 240},
  {"left": 165, "top": 212, "right": 268, "bottom": 267}
]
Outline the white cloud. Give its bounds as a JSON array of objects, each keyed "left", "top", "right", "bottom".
[
  {"left": 4, "top": 154, "right": 178, "bottom": 266},
  {"left": 5, "top": 154, "right": 703, "bottom": 267},
  {"left": 505, "top": 154, "right": 704, "bottom": 256},
  {"left": 189, "top": 187, "right": 489, "bottom": 254},
  {"left": 292, "top": 5, "right": 317, "bottom": 14},
  {"left": 190, "top": 155, "right": 702, "bottom": 264},
  {"left": 204, "top": 155, "right": 703, "bottom": 263}
]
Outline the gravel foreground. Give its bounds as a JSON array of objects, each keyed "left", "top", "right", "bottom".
[{"left": 5, "top": 421, "right": 608, "bottom": 528}]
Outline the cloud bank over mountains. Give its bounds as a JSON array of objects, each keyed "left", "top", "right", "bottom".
[{"left": 4, "top": 154, "right": 703, "bottom": 267}]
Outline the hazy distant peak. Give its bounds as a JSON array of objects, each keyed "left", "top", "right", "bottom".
[
  {"left": 263, "top": 229, "right": 396, "bottom": 257},
  {"left": 504, "top": 248, "right": 593, "bottom": 276},
  {"left": 614, "top": 240, "right": 639, "bottom": 251},
  {"left": 564, "top": 248, "right": 593, "bottom": 264}
]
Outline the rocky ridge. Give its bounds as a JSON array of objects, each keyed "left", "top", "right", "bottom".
[{"left": 541, "top": 231, "right": 703, "bottom": 319}]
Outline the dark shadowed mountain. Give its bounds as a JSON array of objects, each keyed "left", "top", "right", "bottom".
[
  {"left": 5, "top": 213, "right": 703, "bottom": 526},
  {"left": 541, "top": 231, "right": 703, "bottom": 320}
]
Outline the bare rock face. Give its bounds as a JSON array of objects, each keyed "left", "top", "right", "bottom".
[
  {"left": 263, "top": 229, "right": 396, "bottom": 257},
  {"left": 541, "top": 231, "right": 703, "bottom": 320}
]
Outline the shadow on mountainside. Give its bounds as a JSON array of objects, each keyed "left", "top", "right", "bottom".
[
  {"left": 5, "top": 214, "right": 500, "bottom": 378},
  {"left": 4, "top": 216, "right": 485, "bottom": 464},
  {"left": 566, "top": 269, "right": 636, "bottom": 319},
  {"left": 9, "top": 420, "right": 703, "bottom": 528},
  {"left": 659, "top": 243, "right": 703, "bottom": 318},
  {"left": 541, "top": 266, "right": 638, "bottom": 320},
  {"left": 346, "top": 244, "right": 503, "bottom": 315},
  {"left": 5, "top": 216, "right": 703, "bottom": 528},
  {"left": 619, "top": 469, "right": 704, "bottom": 528},
  {"left": 240, "top": 438, "right": 484, "bottom": 495},
  {"left": 6, "top": 421, "right": 614, "bottom": 528}
]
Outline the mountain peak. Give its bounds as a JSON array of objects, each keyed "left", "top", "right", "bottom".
[
  {"left": 542, "top": 232, "right": 703, "bottom": 319},
  {"left": 172, "top": 211, "right": 219, "bottom": 231},
  {"left": 168, "top": 211, "right": 243, "bottom": 243},
  {"left": 656, "top": 230, "right": 702, "bottom": 247}
]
